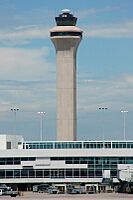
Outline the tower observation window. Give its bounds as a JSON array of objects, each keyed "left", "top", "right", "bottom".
[
  {"left": 51, "top": 32, "right": 82, "bottom": 37},
  {"left": 55, "top": 13, "right": 77, "bottom": 26}
]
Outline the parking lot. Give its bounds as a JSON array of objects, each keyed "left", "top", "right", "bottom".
[{"left": 0, "top": 192, "right": 133, "bottom": 199}]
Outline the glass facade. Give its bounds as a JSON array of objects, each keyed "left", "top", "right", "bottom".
[
  {"left": 0, "top": 157, "right": 35, "bottom": 165},
  {"left": 24, "top": 141, "right": 133, "bottom": 150},
  {"left": 0, "top": 156, "right": 132, "bottom": 179},
  {"left": 0, "top": 168, "right": 115, "bottom": 179}
]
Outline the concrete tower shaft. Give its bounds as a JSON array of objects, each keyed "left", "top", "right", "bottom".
[{"left": 50, "top": 10, "right": 82, "bottom": 141}]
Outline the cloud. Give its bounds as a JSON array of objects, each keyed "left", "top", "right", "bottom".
[
  {"left": 0, "top": 45, "right": 56, "bottom": 112},
  {"left": 0, "top": 2, "right": 54, "bottom": 45},
  {"left": 0, "top": 25, "right": 50, "bottom": 45},
  {"left": 125, "top": 75, "right": 133, "bottom": 84},
  {"left": 76, "top": 6, "right": 121, "bottom": 19},
  {"left": 0, "top": 47, "right": 54, "bottom": 81},
  {"left": 78, "top": 74, "right": 133, "bottom": 112},
  {"left": 0, "top": 1, "right": 54, "bottom": 28},
  {"left": 84, "top": 20, "right": 133, "bottom": 38},
  {"left": 0, "top": 78, "right": 56, "bottom": 113}
]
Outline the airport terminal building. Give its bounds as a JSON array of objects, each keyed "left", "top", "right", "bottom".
[{"left": 0, "top": 134, "right": 133, "bottom": 190}]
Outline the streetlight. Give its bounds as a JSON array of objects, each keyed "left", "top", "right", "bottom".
[
  {"left": 37, "top": 111, "right": 46, "bottom": 141},
  {"left": 11, "top": 108, "right": 19, "bottom": 134},
  {"left": 121, "top": 110, "right": 128, "bottom": 141},
  {"left": 98, "top": 107, "right": 108, "bottom": 145}
]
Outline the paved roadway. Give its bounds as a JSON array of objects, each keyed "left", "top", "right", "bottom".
[{"left": 0, "top": 193, "right": 133, "bottom": 199}]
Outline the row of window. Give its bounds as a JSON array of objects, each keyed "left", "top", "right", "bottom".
[
  {"left": 0, "top": 168, "right": 117, "bottom": 179},
  {"left": 0, "top": 156, "right": 132, "bottom": 166},
  {"left": 50, "top": 32, "right": 82, "bottom": 37},
  {"left": 0, "top": 157, "right": 35, "bottom": 165},
  {"left": 51, "top": 157, "right": 133, "bottom": 165},
  {"left": 24, "top": 141, "right": 133, "bottom": 149}
]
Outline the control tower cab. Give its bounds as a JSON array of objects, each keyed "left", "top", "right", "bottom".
[{"left": 50, "top": 9, "right": 82, "bottom": 43}]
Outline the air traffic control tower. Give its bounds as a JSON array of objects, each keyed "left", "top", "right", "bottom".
[{"left": 50, "top": 9, "right": 82, "bottom": 141}]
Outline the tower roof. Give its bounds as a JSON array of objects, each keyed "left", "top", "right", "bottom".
[{"left": 55, "top": 9, "right": 77, "bottom": 26}]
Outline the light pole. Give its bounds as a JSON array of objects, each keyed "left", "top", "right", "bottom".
[
  {"left": 11, "top": 108, "right": 19, "bottom": 134},
  {"left": 37, "top": 111, "right": 46, "bottom": 141},
  {"left": 121, "top": 110, "right": 128, "bottom": 141},
  {"left": 98, "top": 107, "right": 108, "bottom": 145}
]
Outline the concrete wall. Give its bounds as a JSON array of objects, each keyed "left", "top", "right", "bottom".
[
  {"left": 0, "top": 135, "right": 6, "bottom": 149},
  {"left": 0, "top": 134, "right": 23, "bottom": 149},
  {"left": 51, "top": 36, "right": 81, "bottom": 141}
]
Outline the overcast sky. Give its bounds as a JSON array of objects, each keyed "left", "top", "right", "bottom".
[{"left": 0, "top": 0, "right": 133, "bottom": 141}]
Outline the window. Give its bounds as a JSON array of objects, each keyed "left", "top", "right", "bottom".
[
  {"left": 6, "top": 158, "right": 13, "bottom": 165},
  {"left": 6, "top": 170, "right": 13, "bottom": 178},
  {"left": 103, "top": 158, "right": 109, "bottom": 164},
  {"left": 95, "top": 170, "right": 102, "bottom": 177},
  {"left": 50, "top": 32, "right": 82, "bottom": 37},
  {"left": 80, "top": 157, "right": 87, "bottom": 164},
  {"left": 21, "top": 170, "right": 28, "bottom": 178},
  {"left": 29, "top": 170, "right": 35, "bottom": 178},
  {"left": 44, "top": 170, "right": 49, "bottom": 178},
  {"left": 118, "top": 158, "right": 125, "bottom": 164},
  {"left": 88, "top": 170, "right": 94, "bottom": 177},
  {"left": 6, "top": 142, "right": 11, "bottom": 149},
  {"left": 103, "top": 165, "right": 110, "bottom": 169},
  {"left": 127, "top": 143, "right": 131, "bottom": 148},
  {"left": 95, "top": 165, "right": 102, "bottom": 169},
  {"left": 83, "top": 143, "right": 89, "bottom": 148},
  {"left": 51, "top": 169, "right": 58, "bottom": 178},
  {"left": 14, "top": 170, "right": 20, "bottom": 178},
  {"left": 40, "top": 144, "right": 43, "bottom": 149},
  {"left": 66, "top": 169, "right": 72, "bottom": 177},
  {"left": 36, "top": 170, "right": 43, "bottom": 178},
  {"left": 126, "top": 157, "right": 133, "bottom": 164},
  {"left": 110, "top": 170, "right": 117, "bottom": 177},
  {"left": 0, "top": 158, "right": 5, "bottom": 165},
  {"left": 73, "top": 157, "right": 79, "bottom": 164},
  {"left": 0, "top": 170, "right": 5, "bottom": 178},
  {"left": 88, "top": 158, "right": 94, "bottom": 164},
  {"left": 81, "top": 169, "right": 87, "bottom": 177},
  {"left": 95, "top": 157, "right": 102, "bottom": 164},
  {"left": 14, "top": 158, "right": 20, "bottom": 165},
  {"left": 74, "top": 169, "right": 79, "bottom": 177},
  {"left": 66, "top": 157, "right": 73, "bottom": 164},
  {"left": 110, "top": 158, "right": 117, "bottom": 164},
  {"left": 29, "top": 157, "right": 35, "bottom": 161},
  {"left": 112, "top": 143, "right": 119, "bottom": 148},
  {"left": 105, "top": 143, "right": 111, "bottom": 148},
  {"left": 59, "top": 169, "right": 64, "bottom": 178},
  {"left": 97, "top": 143, "right": 103, "bottom": 148}
]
